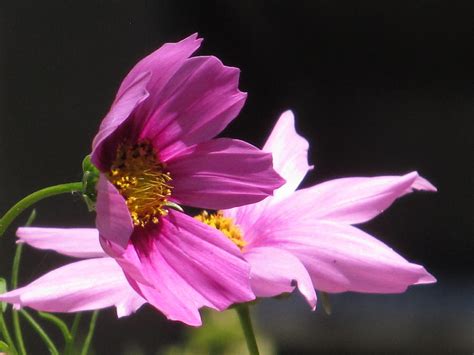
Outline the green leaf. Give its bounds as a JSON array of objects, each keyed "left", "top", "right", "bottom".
[
  {"left": 0, "top": 340, "right": 9, "bottom": 352},
  {"left": 0, "top": 278, "right": 7, "bottom": 312}
]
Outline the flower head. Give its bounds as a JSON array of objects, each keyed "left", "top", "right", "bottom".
[
  {"left": 196, "top": 110, "right": 437, "bottom": 309},
  {"left": 90, "top": 35, "right": 284, "bottom": 325}
]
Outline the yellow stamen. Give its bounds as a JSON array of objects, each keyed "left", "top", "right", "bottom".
[
  {"left": 108, "top": 141, "right": 172, "bottom": 227},
  {"left": 195, "top": 211, "right": 246, "bottom": 250}
]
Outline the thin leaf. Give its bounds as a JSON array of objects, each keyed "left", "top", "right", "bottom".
[{"left": 0, "top": 279, "right": 6, "bottom": 313}]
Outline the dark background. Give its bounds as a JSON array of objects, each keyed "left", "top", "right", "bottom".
[{"left": 1, "top": 1, "right": 472, "bottom": 354}]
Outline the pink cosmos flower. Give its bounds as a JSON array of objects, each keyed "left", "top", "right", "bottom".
[
  {"left": 0, "top": 228, "right": 146, "bottom": 317},
  {"left": 89, "top": 34, "right": 284, "bottom": 325},
  {"left": 196, "top": 110, "right": 436, "bottom": 309}
]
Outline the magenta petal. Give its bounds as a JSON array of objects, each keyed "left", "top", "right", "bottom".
[
  {"left": 262, "top": 110, "right": 312, "bottom": 200},
  {"left": 91, "top": 71, "right": 151, "bottom": 170},
  {"left": 141, "top": 56, "right": 247, "bottom": 159},
  {"left": 224, "top": 111, "right": 311, "bottom": 232},
  {"left": 258, "top": 220, "right": 436, "bottom": 293},
  {"left": 117, "top": 34, "right": 202, "bottom": 105},
  {"left": 168, "top": 138, "right": 285, "bottom": 209},
  {"left": 244, "top": 247, "right": 317, "bottom": 309},
  {"left": 95, "top": 174, "right": 133, "bottom": 250},
  {"left": 264, "top": 171, "right": 436, "bottom": 225},
  {"left": 16, "top": 227, "right": 105, "bottom": 258},
  {"left": 0, "top": 258, "right": 145, "bottom": 316},
  {"left": 118, "top": 210, "right": 254, "bottom": 326}
]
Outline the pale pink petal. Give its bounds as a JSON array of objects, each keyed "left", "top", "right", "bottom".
[
  {"left": 168, "top": 138, "right": 285, "bottom": 209},
  {"left": 141, "top": 56, "right": 247, "bottom": 159},
  {"left": 244, "top": 247, "right": 316, "bottom": 309},
  {"left": 91, "top": 71, "right": 151, "bottom": 170},
  {"left": 95, "top": 174, "right": 133, "bottom": 250},
  {"left": 0, "top": 258, "right": 145, "bottom": 317},
  {"left": 16, "top": 227, "right": 105, "bottom": 258},
  {"left": 262, "top": 171, "right": 436, "bottom": 225},
  {"left": 117, "top": 210, "right": 255, "bottom": 326},
  {"left": 262, "top": 110, "right": 313, "bottom": 200},
  {"left": 255, "top": 220, "right": 436, "bottom": 294}
]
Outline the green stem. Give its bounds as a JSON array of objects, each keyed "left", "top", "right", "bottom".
[
  {"left": 11, "top": 210, "right": 37, "bottom": 355},
  {"left": 64, "top": 313, "right": 81, "bottom": 355},
  {"left": 0, "top": 312, "right": 17, "bottom": 355},
  {"left": 20, "top": 310, "right": 59, "bottom": 355},
  {"left": 11, "top": 244, "right": 26, "bottom": 355},
  {"left": 236, "top": 305, "right": 260, "bottom": 355},
  {"left": 0, "top": 182, "right": 82, "bottom": 238},
  {"left": 38, "top": 312, "right": 71, "bottom": 344},
  {"left": 80, "top": 311, "right": 98, "bottom": 355}
]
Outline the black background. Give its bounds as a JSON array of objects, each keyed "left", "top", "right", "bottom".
[{"left": 1, "top": 1, "right": 472, "bottom": 354}]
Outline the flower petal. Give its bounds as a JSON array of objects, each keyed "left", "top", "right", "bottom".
[
  {"left": 262, "top": 110, "right": 312, "bottom": 200},
  {"left": 263, "top": 171, "right": 436, "bottom": 225},
  {"left": 244, "top": 247, "right": 316, "bottom": 309},
  {"left": 141, "top": 56, "right": 247, "bottom": 159},
  {"left": 91, "top": 71, "right": 151, "bottom": 170},
  {"left": 256, "top": 220, "right": 436, "bottom": 293},
  {"left": 95, "top": 174, "right": 134, "bottom": 250},
  {"left": 168, "top": 138, "right": 285, "bottom": 209},
  {"left": 0, "top": 258, "right": 145, "bottom": 317},
  {"left": 117, "top": 210, "right": 255, "bottom": 326},
  {"left": 117, "top": 34, "right": 202, "bottom": 105},
  {"left": 16, "top": 227, "right": 105, "bottom": 258}
]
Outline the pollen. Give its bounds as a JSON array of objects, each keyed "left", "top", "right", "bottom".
[
  {"left": 109, "top": 140, "right": 172, "bottom": 228},
  {"left": 195, "top": 211, "right": 246, "bottom": 250}
]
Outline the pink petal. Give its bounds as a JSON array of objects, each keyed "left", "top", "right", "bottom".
[
  {"left": 117, "top": 34, "right": 202, "bottom": 105},
  {"left": 141, "top": 56, "right": 247, "bottom": 159},
  {"left": 263, "top": 171, "right": 436, "bottom": 225},
  {"left": 95, "top": 174, "right": 133, "bottom": 250},
  {"left": 224, "top": 110, "right": 311, "bottom": 233},
  {"left": 244, "top": 247, "right": 316, "bottom": 309},
  {"left": 16, "top": 227, "right": 105, "bottom": 258},
  {"left": 256, "top": 220, "right": 436, "bottom": 294},
  {"left": 168, "top": 138, "right": 285, "bottom": 209},
  {"left": 117, "top": 210, "right": 255, "bottom": 326},
  {"left": 91, "top": 71, "right": 151, "bottom": 170},
  {"left": 262, "top": 110, "right": 313, "bottom": 201},
  {"left": 0, "top": 258, "right": 145, "bottom": 317}
]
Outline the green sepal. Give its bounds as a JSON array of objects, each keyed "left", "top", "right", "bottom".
[
  {"left": 0, "top": 340, "right": 9, "bottom": 352},
  {"left": 81, "top": 155, "right": 100, "bottom": 211},
  {"left": 0, "top": 278, "right": 7, "bottom": 312}
]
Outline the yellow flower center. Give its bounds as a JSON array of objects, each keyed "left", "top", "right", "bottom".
[
  {"left": 195, "top": 211, "right": 246, "bottom": 250},
  {"left": 108, "top": 141, "right": 172, "bottom": 228}
]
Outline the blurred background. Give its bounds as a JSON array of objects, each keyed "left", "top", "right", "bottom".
[{"left": 0, "top": 1, "right": 472, "bottom": 354}]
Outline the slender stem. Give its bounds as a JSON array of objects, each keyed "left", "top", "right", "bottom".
[
  {"left": 236, "top": 305, "right": 260, "bottom": 355},
  {"left": 64, "top": 313, "right": 81, "bottom": 355},
  {"left": 80, "top": 311, "right": 99, "bottom": 355},
  {"left": 0, "top": 182, "right": 82, "bottom": 238},
  {"left": 38, "top": 312, "right": 71, "bottom": 344},
  {"left": 20, "top": 310, "right": 59, "bottom": 355},
  {"left": 0, "top": 312, "right": 17, "bottom": 355},
  {"left": 11, "top": 244, "right": 26, "bottom": 355},
  {"left": 11, "top": 209, "right": 36, "bottom": 355}
]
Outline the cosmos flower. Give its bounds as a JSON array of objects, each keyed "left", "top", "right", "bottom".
[
  {"left": 195, "top": 111, "right": 437, "bottom": 309},
  {"left": 0, "top": 228, "right": 145, "bottom": 317},
  {"left": 90, "top": 34, "right": 284, "bottom": 325}
]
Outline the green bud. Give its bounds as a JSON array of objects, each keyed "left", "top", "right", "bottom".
[{"left": 82, "top": 155, "right": 100, "bottom": 211}]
